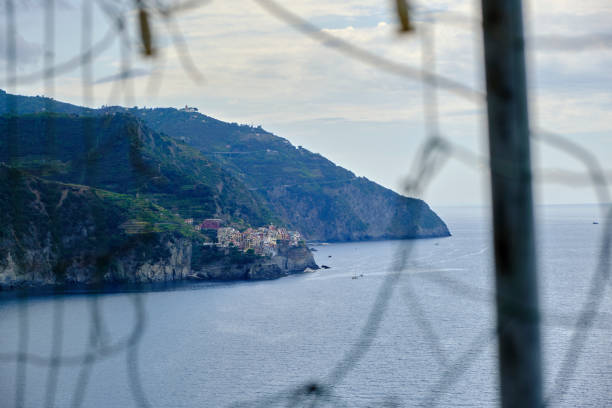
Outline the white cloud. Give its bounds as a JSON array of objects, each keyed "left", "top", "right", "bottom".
[{"left": 0, "top": 34, "right": 42, "bottom": 66}]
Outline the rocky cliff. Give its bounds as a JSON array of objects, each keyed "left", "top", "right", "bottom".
[
  {"left": 0, "top": 166, "right": 317, "bottom": 289},
  {"left": 0, "top": 165, "right": 193, "bottom": 288},
  {"left": 190, "top": 243, "right": 317, "bottom": 281}
]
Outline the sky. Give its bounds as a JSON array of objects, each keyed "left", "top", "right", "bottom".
[{"left": 1, "top": 0, "right": 611, "bottom": 207}]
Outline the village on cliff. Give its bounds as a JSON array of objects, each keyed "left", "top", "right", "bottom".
[{"left": 185, "top": 218, "right": 304, "bottom": 256}]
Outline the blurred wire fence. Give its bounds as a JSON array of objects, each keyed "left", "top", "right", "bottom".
[{"left": 1, "top": 0, "right": 611, "bottom": 407}]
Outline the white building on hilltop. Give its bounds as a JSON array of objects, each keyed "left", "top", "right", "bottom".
[{"left": 180, "top": 105, "right": 198, "bottom": 113}]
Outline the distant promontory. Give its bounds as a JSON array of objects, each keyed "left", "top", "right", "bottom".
[{"left": 0, "top": 90, "right": 449, "bottom": 288}]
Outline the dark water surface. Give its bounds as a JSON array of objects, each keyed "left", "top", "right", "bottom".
[{"left": 0, "top": 206, "right": 610, "bottom": 407}]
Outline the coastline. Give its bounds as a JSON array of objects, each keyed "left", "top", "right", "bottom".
[{"left": 0, "top": 243, "right": 319, "bottom": 292}]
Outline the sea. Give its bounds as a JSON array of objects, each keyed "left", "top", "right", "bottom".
[{"left": 0, "top": 205, "right": 610, "bottom": 407}]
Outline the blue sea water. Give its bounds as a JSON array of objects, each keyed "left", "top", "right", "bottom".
[{"left": 0, "top": 205, "right": 610, "bottom": 407}]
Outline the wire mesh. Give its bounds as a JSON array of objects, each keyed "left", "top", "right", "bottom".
[{"left": 0, "top": 0, "right": 610, "bottom": 407}]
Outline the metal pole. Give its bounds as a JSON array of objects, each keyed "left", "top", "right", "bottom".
[{"left": 480, "top": 1, "right": 543, "bottom": 407}]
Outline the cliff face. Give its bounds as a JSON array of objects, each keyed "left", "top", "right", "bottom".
[
  {"left": 265, "top": 178, "right": 449, "bottom": 241},
  {"left": 0, "top": 167, "right": 317, "bottom": 289},
  {"left": 0, "top": 165, "right": 194, "bottom": 288},
  {"left": 0, "top": 235, "right": 194, "bottom": 287},
  {"left": 190, "top": 244, "right": 317, "bottom": 281}
]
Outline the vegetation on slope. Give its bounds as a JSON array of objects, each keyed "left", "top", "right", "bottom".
[
  {"left": 0, "top": 165, "right": 195, "bottom": 282},
  {"left": 0, "top": 112, "right": 276, "bottom": 228},
  {"left": 126, "top": 107, "right": 451, "bottom": 240},
  {"left": 0, "top": 90, "right": 450, "bottom": 241}
]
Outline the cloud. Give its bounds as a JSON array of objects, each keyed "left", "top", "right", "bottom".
[
  {"left": 533, "top": 33, "right": 612, "bottom": 52},
  {"left": 93, "top": 68, "right": 151, "bottom": 85},
  {"left": 0, "top": 34, "right": 42, "bottom": 66},
  {"left": 0, "top": 0, "right": 74, "bottom": 14}
]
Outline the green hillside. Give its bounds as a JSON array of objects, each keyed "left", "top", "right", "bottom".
[
  {"left": 0, "top": 90, "right": 450, "bottom": 241},
  {"left": 124, "top": 107, "right": 450, "bottom": 241},
  {"left": 0, "top": 165, "right": 195, "bottom": 284},
  {"left": 0, "top": 112, "right": 275, "bottom": 228}
]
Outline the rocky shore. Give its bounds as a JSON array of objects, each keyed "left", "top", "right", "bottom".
[
  {"left": 0, "top": 237, "right": 318, "bottom": 289},
  {"left": 189, "top": 244, "right": 318, "bottom": 281}
]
